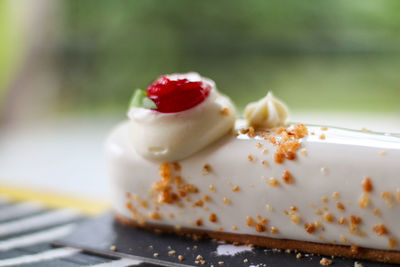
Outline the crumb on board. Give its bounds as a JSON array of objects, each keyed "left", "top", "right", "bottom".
[{"left": 320, "top": 257, "right": 333, "bottom": 265}]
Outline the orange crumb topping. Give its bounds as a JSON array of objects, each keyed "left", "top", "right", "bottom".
[
  {"left": 358, "top": 193, "right": 370, "bottom": 209},
  {"left": 248, "top": 155, "right": 254, "bottom": 162},
  {"left": 338, "top": 217, "right": 347, "bottom": 225},
  {"left": 373, "top": 208, "right": 381, "bottom": 217},
  {"left": 332, "top": 192, "right": 340, "bottom": 200},
  {"left": 196, "top": 218, "right": 203, "bottom": 226},
  {"left": 209, "top": 213, "right": 217, "bottom": 223},
  {"left": 240, "top": 123, "right": 308, "bottom": 164},
  {"left": 246, "top": 216, "right": 255, "bottom": 227},
  {"left": 320, "top": 134, "right": 326, "bottom": 140},
  {"left": 232, "top": 186, "right": 240, "bottom": 192},
  {"left": 336, "top": 202, "right": 345, "bottom": 212},
  {"left": 322, "top": 212, "right": 335, "bottom": 223},
  {"left": 282, "top": 170, "right": 294, "bottom": 184},
  {"left": 193, "top": 199, "right": 204, "bottom": 207},
  {"left": 362, "top": 177, "right": 373, "bottom": 192},
  {"left": 202, "top": 164, "right": 212, "bottom": 175},
  {"left": 268, "top": 177, "right": 279, "bottom": 187},
  {"left": 389, "top": 237, "right": 397, "bottom": 248},
  {"left": 149, "top": 211, "right": 161, "bottom": 220},
  {"left": 209, "top": 184, "right": 215, "bottom": 192},
  {"left": 220, "top": 107, "right": 230, "bottom": 116},
  {"left": 255, "top": 223, "right": 266, "bottom": 233},
  {"left": 270, "top": 226, "right": 279, "bottom": 234},
  {"left": 290, "top": 214, "right": 301, "bottom": 224},
  {"left": 373, "top": 224, "right": 388, "bottom": 236},
  {"left": 304, "top": 223, "right": 316, "bottom": 234},
  {"left": 350, "top": 215, "right": 362, "bottom": 225},
  {"left": 256, "top": 142, "right": 262, "bottom": 148},
  {"left": 223, "top": 197, "right": 230, "bottom": 205},
  {"left": 320, "top": 257, "right": 332, "bottom": 266},
  {"left": 202, "top": 195, "right": 211, "bottom": 202},
  {"left": 152, "top": 163, "right": 198, "bottom": 205},
  {"left": 232, "top": 225, "right": 238, "bottom": 231}
]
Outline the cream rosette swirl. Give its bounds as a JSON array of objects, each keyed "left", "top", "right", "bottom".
[{"left": 127, "top": 73, "right": 237, "bottom": 161}]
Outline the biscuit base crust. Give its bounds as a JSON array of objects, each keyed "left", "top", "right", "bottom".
[{"left": 115, "top": 213, "right": 400, "bottom": 264}]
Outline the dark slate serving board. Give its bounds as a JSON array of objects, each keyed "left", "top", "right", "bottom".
[{"left": 54, "top": 213, "right": 397, "bottom": 267}]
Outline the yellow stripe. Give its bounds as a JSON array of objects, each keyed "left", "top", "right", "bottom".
[{"left": 0, "top": 184, "right": 110, "bottom": 215}]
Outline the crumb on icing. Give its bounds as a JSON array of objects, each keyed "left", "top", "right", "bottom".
[
  {"left": 282, "top": 170, "right": 294, "bottom": 184},
  {"left": 209, "top": 213, "right": 217, "bottom": 223},
  {"left": 358, "top": 193, "right": 370, "bottom": 209},
  {"left": 362, "top": 177, "right": 373, "bottom": 192},
  {"left": 220, "top": 107, "right": 230, "bottom": 116},
  {"left": 336, "top": 202, "right": 345, "bottom": 212},
  {"left": 268, "top": 177, "right": 279, "bottom": 187},
  {"left": 373, "top": 224, "right": 388, "bottom": 236}
]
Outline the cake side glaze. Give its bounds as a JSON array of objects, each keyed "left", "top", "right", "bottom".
[{"left": 106, "top": 121, "right": 400, "bottom": 251}]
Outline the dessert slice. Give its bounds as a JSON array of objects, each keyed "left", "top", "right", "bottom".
[{"left": 106, "top": 72, "right": 400, "bottom": 263}]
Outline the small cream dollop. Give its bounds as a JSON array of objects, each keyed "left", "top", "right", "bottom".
[
  {"left": 244, "top": 91, "right": 289, "bottom": 129},
  {"left": 127, "top": 73, "right": 237, "bottom": 161}
]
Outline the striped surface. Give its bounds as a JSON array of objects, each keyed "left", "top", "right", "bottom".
[{"left": 0, "top": 196, "right": 160, "bottom": 267}]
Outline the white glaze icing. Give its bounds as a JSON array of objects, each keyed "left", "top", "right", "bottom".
[{"left": 106, "top": 122, "right": 400, "bottom": 251}]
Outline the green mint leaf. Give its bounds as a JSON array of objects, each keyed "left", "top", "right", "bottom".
[
  {"left": 142, "top": 97, "right": 158, "bottom": 109},
  {"left": 129, "top": 89, "right": 158, "bottom": 109}
]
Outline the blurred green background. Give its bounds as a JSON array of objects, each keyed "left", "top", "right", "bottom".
[{"left": 1, "top": 0, "right": 400, "bottom": 124}]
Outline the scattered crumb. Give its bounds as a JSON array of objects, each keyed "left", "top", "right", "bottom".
[
  {"left": 248, "top": 155, "right": 255, "bottom": 162},
  {"left": 178, "top": 255, "right": 184, "bottom": 261},
  {"left": 109, "top": 245, "right": 116, "bottom": 251},
  {"left": 209, "top": 184, "right": 215, "bottom": 192},
  {"left": 332, "top": 192, "right": 340, "bottom": 200},
  {"left": 266, "top": 204, "right": 273, "bottom": 211},
  {"left": 232, "top": 185, "right": 240, "bottom": 192},
  {"left": 321, "top": 127, "right": 328, "bottom": 131},
  {"left": 358, "top": 193, "right": 370, "bottom": 208},
  {"left": 373, "top": 224, "right": 388, "bottom": 236},
  {"left": 389, "top": 237, "right": 397, "bottom": 248},
  {"left": 321, "top": 196, "right": 329, "bottom": 203},
  {"left": 243, "top": 258, "right": 249, "bottom": 263},
  {"left": 232, "top": 225, "right": 238, "bottom": 231},
  {"left": 296, "top": 253, "right": 302, "bottom": 259},
  {"left": 320, "top": 257, "right": 333, "bottom": 265},
  {"left": 299, "top": 148, "right": 307, "bottom": 156},
  {"left": 323, "top": 212, "right": 335, "bottom": 223},
  {"left": 246, "top": 216, "right": 255, "bottom": 227},
  {"left": 320, "top": 134, "right": 326, "bottom": 140},
  {"left": 282, "top": 170, "right": 293, "bottom": 184},
  {"left": 270, "top": 226, "right": 279, "bottom": 234},
  {"left": 218, "top": 261, "right": 224, "bottom": 265},
  {"left": 268, "top": 177, "right": 279, "bottom": 187},
  {"left": 223, "top": 197, "right": 230, "bottom": 205},
  {"left": 261, "top": 160, "right": 269, "bottom": 166},
  {"left": 196, "top": 255, "right": 203, "bottom": 260},
  {"left": 361, "top": 128, "right": 371, "bottom": 132},
  {"left": 336, "top": 202, "right": 345, "bottom": 212},
  {"left": 256, "top": 142, "right": 262, "bottom": 148},
  {"left": 378, "top": 151, "right": 386, "bottom": 156},
  {"left": 202, "top": 164, "right": 212, "bottom": 175},
  {"left": 354, "top": 262, "right": 363, "bottom": 267},
  {"left": 209, "top": 213, "right": 217, "bottom": 223},
  {"left": 220, "top": 107, "right": 230, "bottom": 116},
  {"left": 168, "top": 250, "right": 176, "bottom": 255},
  {"left": 320, "top": 167, "right": 328, "bottom": 175},
  {"left": 373, "top": 208, "right": 381, "bottom": 217},
  {"left": 262, "top": 148, "right": 269, "bottom": 154},
  {"left": 153, "top": 253, "right": 159, "bottom": 257},
  {"left": 361, "top": 177, "right": 373, "bottom": 192}
]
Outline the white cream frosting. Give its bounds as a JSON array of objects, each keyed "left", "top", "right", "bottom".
[
  {"left": 244, "top": 91, "right": 289, "bottom": 129},
  {"left": 126, "top": 73, "right": 236, "bottom": 161},
  {"left": 106, "top": 123, "right": 400, "bottom": 251}
]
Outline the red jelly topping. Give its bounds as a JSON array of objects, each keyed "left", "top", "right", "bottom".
[{"left": 147, "top": 75, "right": 211, "bottom": 113}]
